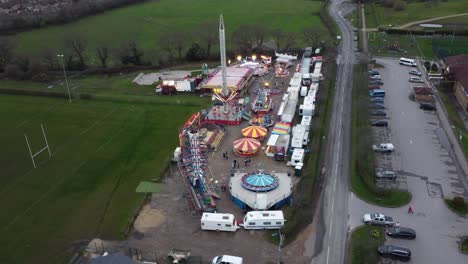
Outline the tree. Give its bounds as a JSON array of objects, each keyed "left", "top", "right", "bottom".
[
  {"left": 186, "top": 43, "right": 205, "bottom": 61},
  {"left": 159, "top": 32, "right": 175, "bottom": 60},
  {"left": 233, "top": 25, "right": 255, "bottom": 54},
  {"left": 271, "top": 29, "right": 285, "bottom": 51},
  {"left": 0, "top": 37, "right": 15, "bottom": 72},
  {"left": 116, "top": 42, "right": 144, "bottom": 66},
  {"left": 197, "top": 21, "right": 218, "bottom": 58},
  {"left": 393, "top": 0, "right": 406, "bottom": 11},
  {"left": 431, "top": 63, "right": 438, "bottom": 73},
  {"left": 173, "top": 32, "right": 188, "bottom": 61},
  {"left": 250, "top": 24, "right": 269, "bottom": 50},
  {"left": 96, "top": 45, "right": 109, "bottom": 68},
  {"left": 64, "top": 33, "right": 88, "bottom": 69},
  {"left": 5, "top": 64, "right": 23, "bottom": 80},
  {"left": 283, "top": 32, "right": 297, "bottom": 51}
]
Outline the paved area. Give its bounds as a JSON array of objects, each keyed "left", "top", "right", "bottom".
[
  {"left": 308, "top": 0, "right": 356, "bottom": 264},
  {"left": 349, "top": 57, "right": 468, "bottom": 264}
]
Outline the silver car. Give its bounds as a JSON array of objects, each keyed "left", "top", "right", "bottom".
[
  {"left": 409, "top": 76, "right": 423, "bottom": 83},
  {"left": 376, "top": 169, "right": 397, "bottom": 180}
]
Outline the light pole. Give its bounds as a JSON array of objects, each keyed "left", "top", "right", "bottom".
[
  {"left": 57, "top": 54, "right": 72, "bottom": 103},
  {"left": 277, "top": 229, "right": 284, "bottom": 264}
]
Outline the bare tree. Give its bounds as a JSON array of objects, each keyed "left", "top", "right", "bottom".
[
  {"left": 271, "top": 29, "right": 284, "bottom": 51},
  {"left": 284, "top": 32, "right": 297, "bottom": 51},
  {"left": 0, "top": 37, "right": 15, "bottom": 72},
  {"left": 197, "top": 21, "right": 218, "bottom": 58},
  {"left": 232, "top": 25, "right": 255, "bottom": 54},
  {"left": 173, "top": 32, "right": 188, "bottom": 61},
  {"left": 116, "top": 42, "right": 144, "bottom": 66},
  {"left": 302, "top": 27, "right": 330, "bottom": 48},
  {"left": 96, "top": 45, "right": 109, "bottom": 68},
  {"left": 250, "top": 24, "right": 269, "bottom": 50},
  {"left": 159, "top": 32, "right": 175, "bottom": 60},
  {"left": 64, "top": 33, "right": 87, "bottom": 69}
]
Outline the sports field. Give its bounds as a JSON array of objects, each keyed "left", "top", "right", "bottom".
[
  {"left": 14, "top": 0, "right": 324, "bottom": 63},
  {"left": 367, "top": 0, "right": 468, "bottom": 28},
  {"left": 0, "top": 94, "right": 210, "bottom": 264}
]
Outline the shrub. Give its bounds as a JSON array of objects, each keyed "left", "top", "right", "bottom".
[
  {"left": 382, "top": 0, "right": 395, "bottom": 8},
  {"left": 431, "top": 63, "right": 438, "bottom": 73},
  {"left": 424, "top": 61, "right": 431, "bottom": 72},
  {"left": 452, "top": 196, "right": 465, "bottom": 208},
  {"left": 4, "top": 64, "right": 24, "bottom": 80},
  {"left": 393, "top": 0, "right": 406, "bottom": 11}
]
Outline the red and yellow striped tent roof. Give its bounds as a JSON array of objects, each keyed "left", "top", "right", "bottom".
[
  {"left": 241, "top": 126, "right": 268, "bottom": 138},
  {"left": 233, "top": 138, "right": 261, "bottom": 152}
]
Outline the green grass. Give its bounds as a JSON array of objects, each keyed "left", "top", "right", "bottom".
[
  {"left": 350, "top": 225, "right": 385, "bottom": 264},
  {"left": 0, "top": 94, "right": 210, "bottom": 264},
  {"left": 351, "top": 63, "right": 412, "bottom": 207},
  {"left": 462, "top": 237, "right": 468, "bottom": 253},
  {"left": 367, "top": 32, "right": 424, "bottom": 58},
  {"left": 367, "top": 0, "right": 468, "bottom": 28},
  {"left": 14, "top": 0, "right": 324, "bottom": 64},
  {"left": 364, "top": 3, "right": 379, "bottom": 28},
  {"left": 410, "top": 15, "right": 468, "bottom": 31},
  {"left": 445, "top": 198, "right": 468, "bottom": 215}
]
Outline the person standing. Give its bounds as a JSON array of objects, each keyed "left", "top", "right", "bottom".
[{"left": 408, "top": 206, "right": 414, "bottom": 214}]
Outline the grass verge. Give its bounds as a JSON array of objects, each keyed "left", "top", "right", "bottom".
[
  {"left": 350, "top": 225, "right": 385, "bottom": 264},
  {"left": 461, "top": 237, "right": 468, "bottom": 253},
  {"left": 350, "top": 62, "right": 411, "bottom": 207},
  {"left": 445, "top": 199, "right": 468, "bottom": 216}
]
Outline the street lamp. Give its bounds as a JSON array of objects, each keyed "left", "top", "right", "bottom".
[
  {"left": 236, "top": 55, "right": 242, "bottom": 62},
  {"left": 57, "top": 54, "right": 72, "bottom": 103},
  {"left": 277, "top": 229, "right": 284, "bottom": 264},
  {"left": 252, "top": 55, "right": 257, "bottom": 61}
]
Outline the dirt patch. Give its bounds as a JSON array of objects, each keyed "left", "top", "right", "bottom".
[{"left": 133, "top": 204, "right": 165, "bottom": 233}]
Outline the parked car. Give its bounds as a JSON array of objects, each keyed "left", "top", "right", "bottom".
[
  {"left": 370, "top": 110, "right": 387, "bottom": 116},
  {"left": 370, "top": 97, "right": 384, "bottom": 103},
  {"left": 369, "top": 75, "right": 381, "bottom": 80},
  {"left": 409, "top": 76, "right": 423, "bottom": 83},
  {"left": 369, "top": 103, "right": 385, "bottom": 109},
  {"left": 377, "top": 245, "right": 411, "bottom": 261},
  {"left": 363, "top": 213, "right": 394, "bottom": 226},
  {"left": 212, "top": 255, "right": 243, "bottom": 264},
  {"left": 375, "top": 169, "right": 397, "bottom": 180},
  {"left": 353, "top": 36, "right": 358, "bottom": 41},
  {"left": 409, "top": 69, "right": 421, "bottom": 76},
  {"left": 369, "top": 69, "right": 380, "bottom": 76},
  {"left": 370, "top": 120, "right": 388, "bottom": 127},
  {"left": 385, "top": 227, "right": 416, "bottom": 239},
  {"left": 420, "top": 102, "right": 436, "bottom": 111},
  {"left": 369, "top": 80, "right": 384, "bottom": 85},
  {"left": 372, "top": 143, "right": 394, "bottom": 152}
]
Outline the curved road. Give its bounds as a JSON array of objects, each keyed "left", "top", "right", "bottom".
[{"left": 310, "top": 0, "right": 355, "bottom": 264}]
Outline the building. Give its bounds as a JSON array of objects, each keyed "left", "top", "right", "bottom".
[
  {"left": 413, "top": 86, "right": 434, "bottom": 102},
  {"left": 200, "top": 66, "right": 254, "bottom": 93},
  {"left": 444, "top": 54, "right": 468, "bottom": 111}
]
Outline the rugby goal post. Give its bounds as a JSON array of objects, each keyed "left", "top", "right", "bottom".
[{"left": 24, "top": 123, "right": 52, "bottom": 168}]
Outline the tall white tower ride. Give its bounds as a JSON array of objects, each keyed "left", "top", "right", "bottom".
[{"left": 219, "top": 14, "right": 229, "bottom": 97}]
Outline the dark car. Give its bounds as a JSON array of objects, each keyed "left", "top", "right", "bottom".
[
  {"left": 370, "top": 120, "right": 388, "bottom": 127},
  {"left": 420, "top": 103, "right": 436, "bottom": 111},
  {"left": 378, "top": 245, "right": 411, "bottom": 261},
  {"left": 369, "top": 80, "right": 384, "bottom": 85},
  {"left": 370, "top": 110, "right": 386, "bottom": 116},
  {"left": 369, "top": 103, "right": 385, "bottom": 109},
  {"left": 369, "top": 69, "right": 380, "bottom": 76},
  {"left": 370, "top": 97, "right": 384, "bottom": 103},
  {"left": 385, "top": 227, "right": 416, "bottom": 239}
]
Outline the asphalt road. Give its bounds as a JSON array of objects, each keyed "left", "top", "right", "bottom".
[
  {"left": 309, "top": 0, "right": 355, "bottom": 263},
  {"left": 348, "top": 58, "right": 468, "bottom": 264}
]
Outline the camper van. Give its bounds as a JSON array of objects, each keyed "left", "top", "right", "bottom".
[
  {"left": 242, "top": 210, "right": 285, "bottom": 230},
  {"left": 299, "top": 103, "right": 315, "bottom": 117},
  {"left": 302, "top": 73, "right": 312, "bottom": 86},
  {"left": 201, "top": 213, "right": 239, "bottom": 232},
  {"left": 290, "top": 148, "right": 305, "bottom": 166},
  {"left": 300, "top": 86, "right": 308, "bottom": 97},
  {"left": 399, "top": 57, "right": 417, "bottom": 67}
]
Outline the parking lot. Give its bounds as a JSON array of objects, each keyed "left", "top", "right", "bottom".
[{"left": 349, "top": 57, "right": 468, "bottom": 263}]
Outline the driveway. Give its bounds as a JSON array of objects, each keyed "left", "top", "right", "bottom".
[{"left": 349, "top": 57, "right": 468, "bottom": 264}]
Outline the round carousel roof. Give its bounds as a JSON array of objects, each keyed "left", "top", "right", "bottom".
[{"left": 241, "top": 171, "right": 279, "bottom": 192}]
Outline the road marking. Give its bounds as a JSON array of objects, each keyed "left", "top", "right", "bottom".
[
  {"left": 410, "top": 140, "right": 413, "bottom": 144},
  {"left": 326, "top": 246, "right": 331, "bottom": 264},
  {"left": 402, "top": 111, "right": 405, "bottom": 116}
]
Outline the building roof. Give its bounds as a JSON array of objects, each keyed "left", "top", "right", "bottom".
[
  {"left": 445, "top": 54, "right": 468, "bottom": 89},
  {"left": 413, "top": 86, "right": 433, "bottom": 95},
  {"left": 201, "top": 66, "right": 253, "bottom": 91}
]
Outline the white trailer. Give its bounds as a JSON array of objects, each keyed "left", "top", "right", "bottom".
[
  {"left": 281, "top": 97, "right": 298, "bottom": 123},
  {"left": 291, "top": 125, "right": 306, "bottom": 149},
  {"left": 301, "top": 116, "right": 312, "bottom": 131},
  {"left": 242, "top": 210, "right": 285, "bottom": 230},
  {"left": 212, "top": 255, "right": 243, "bottom": 264},
  {"left": 201, "top": 213, "right": 239, "bottom": 232},
  {"left": 290, "top": 148, "right": 305, "bottom": 166},
  {"left": 300, "top": 86, "right": 308, "bottom": 97},
  {"left": 175, "top": 80, "right": 194, "bottom": 92},
  {"left": 299, "top": 103, "right": 314, "bottom": 117}
]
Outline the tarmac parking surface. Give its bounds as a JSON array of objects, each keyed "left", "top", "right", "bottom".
[{"left": 349, "top": 57, "right": 468, "bottom": 264}]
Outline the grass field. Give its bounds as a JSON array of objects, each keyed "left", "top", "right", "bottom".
[
  {"left": 462, "top": 237, "right": 468, "bottom": 253},
  {"left": 14, "top": 0, "right": 324, "bottom": 64},
  {"left": 0, "top": 94, "right": 210, "bottom": 264},
  {"left": 367, "top": 0, "right": 468, "bottom": 28},
  {"left": 350, "top": 225, "right": 385, "bottom": 264}
]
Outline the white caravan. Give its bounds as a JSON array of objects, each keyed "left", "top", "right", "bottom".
[
  {"left": 201, "top": 213, "right": 239, "bottom": 232},
  {"left": 212, "top": 255, "right": 243, "bottom": 264},
  {"left": 290, "top": 148, "right": 305, "bottom": 166},
  {"left": 242, "top": 210, "right": 285, "bottom": 230}
]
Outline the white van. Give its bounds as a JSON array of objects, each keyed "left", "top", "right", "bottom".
[
  {"left": 242, "top": 210, "right": 285, "bottom": 230},
  {"left": 212, "top": 255, "right": 243, "bottom": 264},
  {"left": 201, "top": 213, "right": 239, "bottom": 232},
  {"left": 399, "top": 57, "right": 417, "bottom": 67}
]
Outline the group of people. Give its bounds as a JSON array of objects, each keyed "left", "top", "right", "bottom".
[
  {"left": 231, "top": 158, "right": 252, "bottom": 169},
  {"left": 222, "top": 151, "right": 229, "bottom": 159}
]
